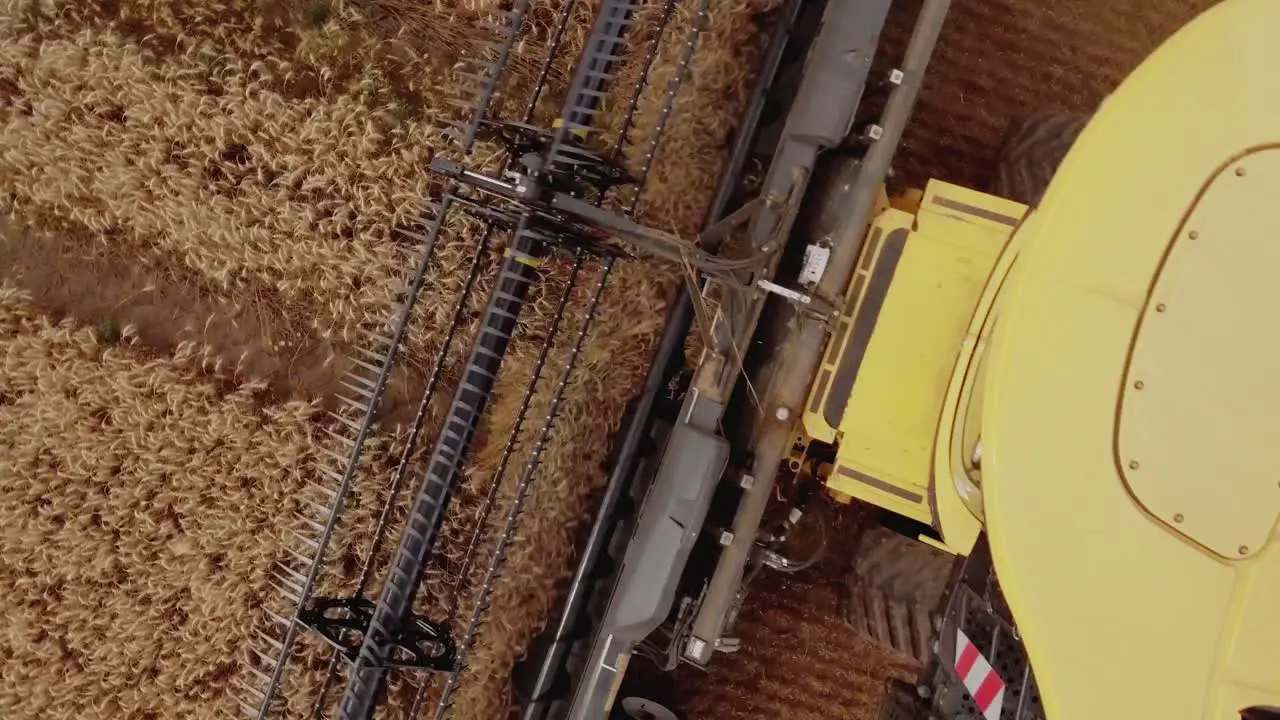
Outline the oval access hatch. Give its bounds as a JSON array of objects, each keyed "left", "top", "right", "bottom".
[{"left": 1118, "top": 148, "right": 1280, "bottom": 560}]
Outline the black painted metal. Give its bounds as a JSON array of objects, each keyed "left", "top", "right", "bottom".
[
  {"left": 303, "top": 224, "right": 495, "bottom": 719},
  {"left": 339, "top": 226, "right": 545, "bottom": 720},
  {"left": 446, "top": 0, "right": 534, "bottom": 151},
  {"left": 924, "top": 536, "right": 1045, "bottom": 720},
  {"left": 299, "top": 596, "right": 457, "bottom": 671},
  {"left": 544, "top": 0, "right": 641, "bottom": 176}
]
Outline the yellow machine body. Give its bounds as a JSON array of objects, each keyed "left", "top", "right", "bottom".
[
  {"left": 799, "top": 0, "right": 1280, "bottom": 715},
  {"left": 979, "top": 0, "right": 1280, "bottom": 717},
  {"left": 802, "top": 181, "right": 1024, "bottom": 553}
]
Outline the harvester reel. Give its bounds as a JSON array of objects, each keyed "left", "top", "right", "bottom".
[{"left": 232, "top": 0, "right": 711, "bottom": 716}]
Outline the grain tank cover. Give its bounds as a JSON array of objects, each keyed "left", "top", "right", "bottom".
[
  {"left": 977, "top": 0, "right": 1280, "bottom": 717},
  {"left": 1118, "top": 149, "right": 1280, "bottom": 561}
]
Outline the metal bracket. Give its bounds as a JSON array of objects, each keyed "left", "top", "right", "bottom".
[
  {"left": 755, "top": 279, "right": 839, "bottom": 320},
  {"left": 755, "top": 278, "right": 812, "bottom": 305},
  {"left": 698, "top": 195, "right": 765, "bottom": 248}
]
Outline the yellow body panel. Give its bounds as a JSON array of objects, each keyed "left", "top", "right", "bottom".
[
  {"left": 981, "top": 1, "right": 1280, "bottom": 717},
  {"left": 930, "top": 206, "right": 1029, "bottom": 555},
  {"left": 805, "top": 181, "right": 1020, "bottom": 538},
  {"left": 1118, "top": 150, "right": 1280, "bottom": 560}
]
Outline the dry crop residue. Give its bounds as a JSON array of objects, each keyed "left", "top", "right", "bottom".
[{"left": 0, "top": 0, "right": 776, "bottom": 718}]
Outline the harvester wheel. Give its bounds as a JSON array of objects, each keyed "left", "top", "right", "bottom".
[
  {"left": 993, "top": 112, "right": 1091, "bottom": 206},
  {"left": 617, "top": 696, "right": 682, "bottom": 720},
  {"left": 842, "top": 526, "right": 955, "bottom": 666},
  {"left": 876, "top": 679, "right": 937, "bottom": 720}
]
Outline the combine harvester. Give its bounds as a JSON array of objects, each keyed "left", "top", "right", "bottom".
[
  {"left": 519, "top": 0, "right": 1280, "bottom": 719},
  {"left": 232, "top": 0, "right": 1280, "bottom": 717}
]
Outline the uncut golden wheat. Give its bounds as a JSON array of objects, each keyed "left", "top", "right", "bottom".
[
  {"left": 0, "top": 0, "right": 777, "bottom": 718},
  {"left": 0, "top": 283, "right": 349, "bottom": 720}
]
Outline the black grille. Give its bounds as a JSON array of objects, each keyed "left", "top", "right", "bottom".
[{"left": 933, "top": 538, "right": 1045, "bottom": 720}]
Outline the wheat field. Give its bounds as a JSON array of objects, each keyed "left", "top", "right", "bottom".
[{"left": 0, "top": 0, "right": 771, "bottom": 718}]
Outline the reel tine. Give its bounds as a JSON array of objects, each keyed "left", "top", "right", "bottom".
[
  {"left": 310, "top": 473, "right": 342, "bottom": 497},
  {"left": 289, "top": 528, "right": 320, "bottom": 552},
  {"left": 233, "top": 698, "right": 260, "bottom": 718},
  {"left": 269, "top": 579, "right": 302, "bottom": 603},
  {"left": 250, "top": 645, "right": 279, "bottom": 667},
  {"left": 322, "top": 427, "right": 356, "bottom": 450},
  {"left": 234, "top": 677, "right": 266, "bottom": 702},
  {"left": 294, "top": 512, "right": 327, "bottom": 535},
  {"left": 263, "top": 608, "right": 294, "bottom": 630},
  {"left": 275, "top": 562, "right": 308, "bottom": 584},
  {"left": 256, "top": 630, "right": 286, "bottom": 651},
  {"left": 442, "top": 0, "right": 534, "bottom": 151}
]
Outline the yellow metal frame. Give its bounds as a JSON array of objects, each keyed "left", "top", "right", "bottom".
[
  {"left": 930, "top": 205, "right": 1031, "bottom": 555},
  {"left": 981, "top": 0, "right": 1280, "bottom": 716},
  {"left": 803, "top": 180, "right": 1022, "bottom": 549}
]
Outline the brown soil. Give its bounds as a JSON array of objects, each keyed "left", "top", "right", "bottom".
[
  {"left": 0, "top": 216, "right": 342, "bottom": 405},
  {"left": 889, "top": 0, "right": 1219, "bottom": 191}
]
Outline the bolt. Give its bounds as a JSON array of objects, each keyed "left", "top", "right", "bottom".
[
  {"left": 1189, "top": 230, "right": 1199, "bottom": 240},
  {"left": 1236, "top": 166, "right": 1247, "bottom": 177},
  {"left": 1174, "top": 513, "right": 1184, "bottom": 523},
  {"left": 1129, "top": 460, "right": 1140, "bottom": 470},
  {"left": 889, "top": 69, "right": 905, "bottom": 86},
  {"left": 739, "top": 474, "right": 755, "bottom": 491},
  {"left": 775, "top": 406, "right": 792, "bottom": 422},
  {"left": 719, "top": 530, "right": 734, "bottom": 547},
  {"left": 1133, "top": 380, "right": 1145, "bottom": 390},
  {"left": 866, "top": 124, "right": 884, "bottom": 141},
  {"left": 1239, "top": 545, "right": 1249, "bottom": 555},
  {"left": 1155, "top": 303, "right": 1167, "bottom": 313}
]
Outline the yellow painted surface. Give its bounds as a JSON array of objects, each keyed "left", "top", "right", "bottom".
[
  {"left": 802, "top": 210, "right": 916, "bottom": 445},
  {"left": 981, "top": 0, "right": 1280, "bottom": 717},
  {"left": 930, "top": 203, "right": 1029, "bottom": 555},
  {"left": 1118, "top": 150, "right": 1280, "bottom": 560},
  {"left": 811, "top": 182, "right": 1014, "bottom": 531}
]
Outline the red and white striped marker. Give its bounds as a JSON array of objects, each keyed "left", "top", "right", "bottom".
[{"left": 954, "top": 629, "right": 1006, "bottom": 720}]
